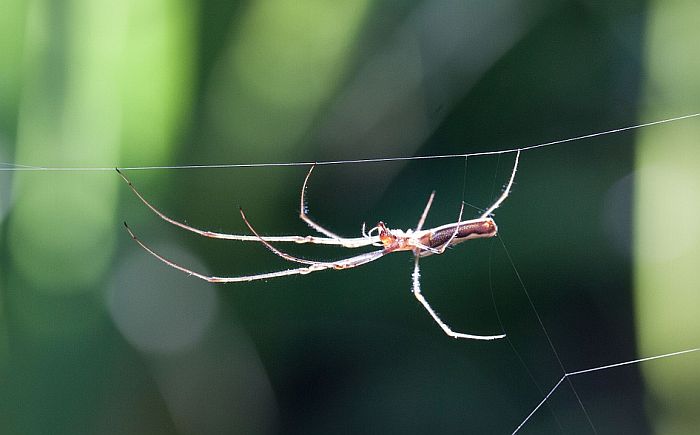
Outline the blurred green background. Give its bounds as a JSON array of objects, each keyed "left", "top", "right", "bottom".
[{"left": 1, "top": 1, "right": 698, "bottom": 434}]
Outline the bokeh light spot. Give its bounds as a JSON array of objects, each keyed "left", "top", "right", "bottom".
[
  {"left": 8, "top": 175, "right": 116, "bottom": 293},
  {"left": 108, "top": 241, "right": 218, "bottom": 355}
]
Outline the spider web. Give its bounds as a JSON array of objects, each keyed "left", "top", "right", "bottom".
[
  {"left": 2, "top": 114, "right": 699, "bottom": 433},
  {"left": 4, "top": 2, "right": 700, "bottom": 433}
]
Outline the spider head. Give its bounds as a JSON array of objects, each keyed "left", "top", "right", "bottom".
[{"left": 377, "top": 222, "right": 397, "bottom": 248}]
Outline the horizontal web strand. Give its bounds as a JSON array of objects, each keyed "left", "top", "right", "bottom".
[{"left": 0, "top": 112, "right": 697, "bottom": 172}]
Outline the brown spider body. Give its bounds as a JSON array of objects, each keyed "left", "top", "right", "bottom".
[
  {"left": 376, "top": 218, "right": 497, "bottom": 254},
  {"left": 424, "top": 218, "right": 497, "bottom": 249}
]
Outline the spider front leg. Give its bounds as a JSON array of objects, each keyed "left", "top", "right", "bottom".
[
  {"left": 411, "top": 255, "right": 505, "bottom": 340},
  {"left": 415, "top": 191, "right": 436, "bottom": 231},
  {"left": 298, "top": 164, "right": 375, "bottom": 248}
]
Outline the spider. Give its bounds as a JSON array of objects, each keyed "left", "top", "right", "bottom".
[{"left": 117, "top": 150, "right": 519, "bottom": 341}]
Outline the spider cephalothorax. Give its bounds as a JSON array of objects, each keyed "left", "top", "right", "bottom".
[{"left": 377, "top": 222, "right": 399, "bottom": 249}]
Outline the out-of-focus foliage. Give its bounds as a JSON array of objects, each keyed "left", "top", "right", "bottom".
[
  {"left": 636, "top": 1, "right": 700, "bottom": 434},
  {"left": 0, "top": 1, "right": 698, "bottom": 434}
]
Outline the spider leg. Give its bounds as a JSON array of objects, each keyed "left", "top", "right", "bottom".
[
  {"left": 116, "top": 167, "right": 377, "bottom": 248},
  {"left": 415, "top": 191, "right": 436, "bottom": 231},
  {"left": 123, "top": 221, "right": 388, "bottom": 282},
  {"left": 239, "top": 207, "right": 320, "bottom": 266},
  {"left": 480, "top": 150, "right": 520, "bottom": 219},
  {"left": 437, "top": 201, "right": 465, "bottom": 252},
  {"left": 298, "top": 165, "right": 372, "bottom": 247},
  {"left": 411, "top": 255, "right": 505, "bottom": 340},
  {"left": 413, "top": 201, "right": 466, "bottom": 256}
]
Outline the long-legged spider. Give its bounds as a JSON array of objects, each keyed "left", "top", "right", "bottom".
[{"left": 117, "top": 150, "right": 519, "bottom": 340}]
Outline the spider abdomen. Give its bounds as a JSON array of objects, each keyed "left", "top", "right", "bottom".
[{"left": 427, "top": 218, "right": 498, "bottom": 248}]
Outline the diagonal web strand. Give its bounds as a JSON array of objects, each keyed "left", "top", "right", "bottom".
[
  {"left": 488, "top": 240, "right": 565, "bottom": 433},
  {"left": 512, "top": 348, "right": 700, "bottom": 434},
  {"left": 498, "top": 236, "right": 597, "bottom": 433}
]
